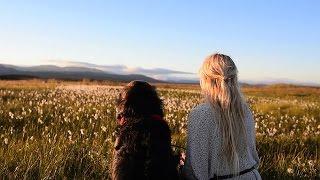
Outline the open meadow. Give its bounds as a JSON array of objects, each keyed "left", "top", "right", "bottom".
[{"left": 0, "top": 80, "right": 319, "bottom": 179}]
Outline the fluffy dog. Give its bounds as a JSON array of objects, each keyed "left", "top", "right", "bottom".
[{"left": 112, "top": 81, "right": 178, "bottom": 180}]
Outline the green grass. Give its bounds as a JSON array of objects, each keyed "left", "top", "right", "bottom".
[{"left": 0, "top": 81, "right": 319, "bottom": 179}]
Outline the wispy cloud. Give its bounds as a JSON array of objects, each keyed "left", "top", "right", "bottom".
[{"left": 47, "top": 60, "right": 195, "bottom": 77}]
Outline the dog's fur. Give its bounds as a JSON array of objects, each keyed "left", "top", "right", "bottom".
[
  {"left": 112, "top": 117, "right": 178, "bottom": 180},
  {"left": 112, "top": 81, "right": 178, "bottom": 180}
]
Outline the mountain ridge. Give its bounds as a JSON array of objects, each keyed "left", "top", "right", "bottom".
[
  {"left": 1, "top": 63, "right": 319, "bottom": 87},
  {"left": 0, "top": 64, "right": 163, "bottom": 83}
]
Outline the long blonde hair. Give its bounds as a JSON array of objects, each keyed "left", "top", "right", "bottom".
[{"left": 199, "top": 53, "right": 247, "bottom": 173}]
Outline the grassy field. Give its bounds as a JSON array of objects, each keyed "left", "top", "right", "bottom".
[{"left": 0, "top": 80, "right": 319, "bottom": 179}]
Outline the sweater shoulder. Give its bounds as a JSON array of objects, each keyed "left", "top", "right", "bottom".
[
  {"left": 189, "top": 103, "right": 215, "bottom": 119},
  {"left": 190, "top": 102, "right": 211, "bottom": 114},
  {"left": 188, "top": 103, "right": 217, "bottom": 129}
]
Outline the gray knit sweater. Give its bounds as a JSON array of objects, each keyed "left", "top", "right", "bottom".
[{"left": 183, "top": 102, "right": 261, "bottom": 180}]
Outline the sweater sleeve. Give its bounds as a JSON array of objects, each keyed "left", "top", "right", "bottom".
[{"left": 183, "top": 109, "right": 210, "bottom": 180}]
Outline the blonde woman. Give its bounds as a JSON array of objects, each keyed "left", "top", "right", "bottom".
[{"left": 183, "top": 54, "right": 261, "bottom": 180}]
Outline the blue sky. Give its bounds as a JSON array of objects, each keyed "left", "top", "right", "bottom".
[{"left": 0, "top": 0, "right": 319, "bottom": 83}]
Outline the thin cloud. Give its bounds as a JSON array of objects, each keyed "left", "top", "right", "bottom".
[{"left": 47, "top": 60, "right": 194, "bottom": 76}]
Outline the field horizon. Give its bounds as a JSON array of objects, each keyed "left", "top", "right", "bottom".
[{"left": 2, "top": 63, "right": 319, "bottom": 87}]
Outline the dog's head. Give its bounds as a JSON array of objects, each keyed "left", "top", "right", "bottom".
[{"left": 116, "top": 81, "right": 164, "bottom": 123}]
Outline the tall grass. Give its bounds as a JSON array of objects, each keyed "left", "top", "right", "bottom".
[{"left": 0, "top": 81, "right": 319, "bottom": 179}]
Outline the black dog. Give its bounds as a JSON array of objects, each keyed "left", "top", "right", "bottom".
[{"left": 112, "top": 81, "right": 178, "bottom": 180}]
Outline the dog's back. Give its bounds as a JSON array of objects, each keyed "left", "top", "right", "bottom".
[{"left": 112, "top": 117, "right": 178, "bottom": 180}]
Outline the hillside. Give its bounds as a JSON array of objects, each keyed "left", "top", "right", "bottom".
[{"left": 0, "top": 64, "right": 163, "bottom": 83}]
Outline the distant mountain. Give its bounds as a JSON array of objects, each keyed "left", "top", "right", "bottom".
[
  {"left": 0, "top": 64, "right": 163, "bottom": 83},
  {"left": 0, "top": 65, "right": 20, "bottom": 74},
  {"left": 17, "top": 65, "right": 105, "bottom": 73},
  {"left": 3, "top": 62, "right": 317, "bottom": 86}
]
